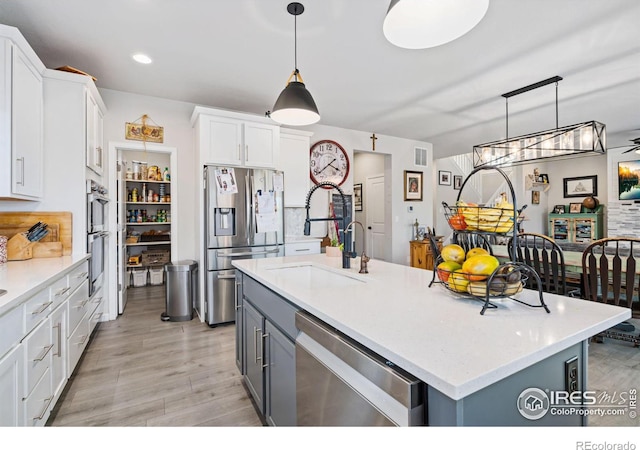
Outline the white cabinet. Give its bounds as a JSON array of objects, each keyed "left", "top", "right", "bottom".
[
  {"left": 22, "top": 316, "right": 53, "bottom": 427},
  {"left": 284, "top": 240, "right": 321, "bottom": 256},
  {"left": 50, "top": 302, "right": 67, "bottom": 403},
  {"left": 279, "top": 128, "right": 313, "bottom": 207},
  {"left": 86, "top": 89, "right": 105, "bottom": 175},
  {"left": 192, "top": 106, "right": 279, "bottom": 168},
  {"left": 0, "top": 26, "right": 45, "bottom": 200},
  {"left": 0, "top": 345, "right": 24, "bottom": 426}
]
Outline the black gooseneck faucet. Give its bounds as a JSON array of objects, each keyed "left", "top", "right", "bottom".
[{"left": 304, "top": 182, "right": 354, "bottom": 269}]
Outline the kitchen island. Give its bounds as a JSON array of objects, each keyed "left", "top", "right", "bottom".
[{"left": 232, "top": 254, "right": 630, "bottom": 426}]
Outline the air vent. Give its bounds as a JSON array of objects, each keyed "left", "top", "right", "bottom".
[{"left": 414, "top": 147, "right": 428, "bottom": 167}]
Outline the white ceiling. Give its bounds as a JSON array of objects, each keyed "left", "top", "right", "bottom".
[{"left": 1, "top": 0, "right": 639, "bottom": 158}]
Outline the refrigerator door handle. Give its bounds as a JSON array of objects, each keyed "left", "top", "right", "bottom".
[
  {"left": 216, "top": 248, "right": 280, "bottom": 258},
  {"left": 217, "top": 273, "right": 236, "bottom": 280},
  {"left": 245, "top": 173, "right": 251, "bottom": 245}
]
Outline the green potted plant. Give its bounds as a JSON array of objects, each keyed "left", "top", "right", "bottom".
[{"left": 326, "top": 237, "right": 344, "bottom": 257}]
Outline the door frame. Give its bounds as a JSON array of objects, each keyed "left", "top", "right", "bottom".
[{"left": 107, "top": 141, "right": 178, "bottom": 321}]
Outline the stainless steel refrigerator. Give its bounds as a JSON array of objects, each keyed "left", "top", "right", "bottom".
[{"left": 204, "top": 165, "right": 284, "bottom": 326}]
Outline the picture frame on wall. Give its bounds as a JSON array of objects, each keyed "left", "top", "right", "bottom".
[
  {"left": 563, "top": 175, "right": 597, "bottom": 198},
  {"left": 453, "top": 175, "right": 463, "bottom": 190},
  {"left": 404, "top": 170, "right": 423, "bottom": 201},
  {"left": 354, "top": 183, "right": 363, "bottom": 211},
  {"left": 439, "top": 170, "right": 452, "bottom": 186},
  {"left": 532, "top": 190, "right": 540, "bottom": 204}
]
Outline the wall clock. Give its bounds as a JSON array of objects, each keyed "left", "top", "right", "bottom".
[{"left": 309, "top": 140, "right": 350, "bottom": 188}]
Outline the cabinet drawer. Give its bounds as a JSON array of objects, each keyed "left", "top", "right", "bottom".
[
  {"left": 284, "top": 241, "right": 321, "bottom": 256},
  {"left": 0, "top": 305, "right": 24, "bottom": 360},
  {"left": 49, "top": 275, "right": 70, "bottom": 310},
  {"left": 23, "top": 317, "right": 52, "bottom": 397},
  {"left": 68, "top": 262, "right": 89, "bottom": 295},
  {"left": 68, "top": 315, "right": 90, "bottom": 376},
  {"left": 67, "top": 279, "right": 90, "bottom": 336},
  {"left": 24, "top": 287, "right": 52, "bottom": 335},
  {"left": 243, "top": 275, "right": 299, "bottom": 341},
  {"left": 23, "top": 367, "right": 53, "bottom": 427}
]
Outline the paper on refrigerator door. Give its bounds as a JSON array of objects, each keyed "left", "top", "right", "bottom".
[
  {"left": 255, "top": 191, "right": 278, "bottom": 232},
  {"left": 214, "top": 168, "right": 238, "bottom": 194},
  {"left": 273, "top": 172, "right": 284, "bottom": 192}
]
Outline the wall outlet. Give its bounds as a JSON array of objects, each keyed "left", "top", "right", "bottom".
[
  {"left": 408, "top": 206, "right": 413, "bottom": 212},
  {"left": 565, "top": 357, "right": 579, "bottom": 393}
]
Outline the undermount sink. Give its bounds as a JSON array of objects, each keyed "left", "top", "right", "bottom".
[
  {"left": 0, "top": 289, "right": 6, "bottom": 297},
  {"left": 265, "top": 262, "right": 367, "bottom": 287}
]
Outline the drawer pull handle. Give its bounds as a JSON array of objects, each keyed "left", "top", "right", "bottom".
[
  {"left": 254, "top": 327, "right": 262, "bottom": 363},
  {"left": 33, "top": 396, "right": 54, "bottom": 421},
  {"left": 261, "top": 332, "right": 269, "bottom": 369},
  {"left": 75, "top": 272, "right": 88, "bottom": 279},
  {"left": 53, "top": 323, "right": 62, "bottom": 357},
  {"left": 55, "top": 287, "right": 71, "bottom": 297},
  {"left": 75, "top": 299, "right": 90, "bottom": 309},
  {"left": 77, "top": 334, "right": 89, "bottom": 345},
  {"left": 31, "top": 301, "right": 53, "bottom": 315},
  {"left": 33, "top": 344, "right": 54, "bottom": 362},
  {"left": 295, "top": 248, "right": 310, "bottom": 252},
  {"left": 92, "top": 296, "right": 103, "bottom": 304}
]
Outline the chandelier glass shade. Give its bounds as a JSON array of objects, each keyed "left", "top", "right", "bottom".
[{"left": 473, "top": 121, "right": 606, "bottom": 168}]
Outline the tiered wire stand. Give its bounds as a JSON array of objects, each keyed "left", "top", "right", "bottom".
[{"left": 428, "top": 166, "right": 551, "bottom": 315}]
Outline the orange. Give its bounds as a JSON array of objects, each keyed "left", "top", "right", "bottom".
[
  {"left": 436, "top": 261, "right": 462, "bottom": 282},
  {"left": 441, "top": 244, "right": 466, "bottom": 264}
]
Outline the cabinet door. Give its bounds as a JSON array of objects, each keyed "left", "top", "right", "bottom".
[
  {"left": 410, "top": 242, "right": 428, "bottom": 269},
  {"left": 0, "top": 344, "right": 24, "bottom": 426},
  {"left": 264, "top": 320, "right": 296, "bottom": 426},
  {"left": 201, "top": 115, "right": 243, "bottom": 166},
  {"left": 50, "top": 302, "right": 67, "bottom": 400},
  {"left": 85, "top": 91, "right": 104, "bottom": 175},
  {"left": 243, "top": 301, "right": 265, "bottom": 413},
  {"left": 243, "top": 122, "right": 278, "bottom": 168},
  {"left": 280, "top": 131, "right": 311, "bottom": 207},
  {"left": 11, "top": 43, "right": 43, "bottom": 198},
  {"left": 235, "top": 273, "right": 244, "bottom": 373}
]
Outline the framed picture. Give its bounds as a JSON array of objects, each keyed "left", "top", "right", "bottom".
[
  {"left": 569, "top": 202, "right": 582, "bottom": 213},
  {"left": 125, "top": 122, "right": 164, "bottom": 143},
  {"left": 453, "top": 175, "right": 463, "bottom": 190},
  {"left": 439, "top": 170, "right": 452, "bottom": 186},
  {"left": 532, "top": 190, "right": 540, "bottom": 205},
  {"left": 554, "top": 205, "right": 566, "bottom": 214},
  {"left": 563, "top": 175, "right": 597, "bottom": 198},
  {"left": 538, "top": 174, "right": 549, "bottom": 184},
  {"left": 354, "top": 183, "right": 363, "bottom": 211},
  {"left": 404, "top": 170, "right": 423, "bottom": 201}
]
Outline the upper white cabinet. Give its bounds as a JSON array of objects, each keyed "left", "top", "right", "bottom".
[
  {"left": 85, "top": 89, "right": 105, "bottom": 176},
  {"left": 0, "top": 25, "right": 46, "bottom": 200},
  {"left": 192, "top": 106, "right": 279, "bottom": 168},
  {"left": 279, "top": 128, "right": 313, "bottom": 207}
]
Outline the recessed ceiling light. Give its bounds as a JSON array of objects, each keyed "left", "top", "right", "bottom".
[{"left": 132, "top": 53, "right": 152, "bottom": 64}]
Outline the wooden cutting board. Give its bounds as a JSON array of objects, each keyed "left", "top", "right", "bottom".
[{"left": 0, "top": 212, "right": 72, "bottom": 256}]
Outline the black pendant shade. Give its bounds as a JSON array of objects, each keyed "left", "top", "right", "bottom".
[{"left": 270, "top": 2, "right": 320, "bottom": 126}]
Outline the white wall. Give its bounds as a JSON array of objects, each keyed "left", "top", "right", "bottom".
[{"left": 301, "top": 124, "right": 433, "bottom": 265}]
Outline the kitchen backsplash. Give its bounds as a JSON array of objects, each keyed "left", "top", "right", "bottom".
[{"left": 285, "top": 207, "right": 306, "bottom": 236}]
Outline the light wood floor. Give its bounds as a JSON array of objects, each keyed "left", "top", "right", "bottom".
[
  {"left": 47, "top": 284, "right": 640, "bottom": 427},
  {"left": 47, "top": 284, "right": 264, "bottom": 426}
]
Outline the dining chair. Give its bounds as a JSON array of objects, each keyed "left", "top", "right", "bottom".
[
  {"left": 452, "top": 232, "right": 494, "bottom": 255},
  {"left": 507, "top": 232, "right": 568, "bottom": 296},
  {"left": 581, "top": 237, "right": 640, "bottom": 347}
]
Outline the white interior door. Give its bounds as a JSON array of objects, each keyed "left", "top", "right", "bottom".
[
  {"left": 116, "top": 158, "right": 128, "bottom": 314},
  {"left": 365, "top": 175, "right": 386, "bottom": 261}
]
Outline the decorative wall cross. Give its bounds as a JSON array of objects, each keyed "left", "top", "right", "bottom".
[{"left": 370, "top": 133, "right": 377, "bottom": 151}]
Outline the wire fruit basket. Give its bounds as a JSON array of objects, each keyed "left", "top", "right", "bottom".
[{"left": 429, "top": 165, "right": 549, "bottom": 315}]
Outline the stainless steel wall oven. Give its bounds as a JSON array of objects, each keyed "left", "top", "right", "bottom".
[{"left": 87, "top": 180, "right": 109, "bottom": 296}]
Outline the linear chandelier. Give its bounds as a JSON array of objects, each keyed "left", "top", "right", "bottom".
[{"left": 473, "top": 76, "right": 606, "bottom": 168}]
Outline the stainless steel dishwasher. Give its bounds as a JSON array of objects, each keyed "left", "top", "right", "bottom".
[{"left": 295, "top": 311, "right": 426, "bottom": 426}]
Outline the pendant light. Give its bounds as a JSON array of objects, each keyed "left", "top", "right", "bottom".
[
  {"left": 270, "top": 2, "right": 320, "bottom": 126},
  {"left": 383, "top": 0, "right": 490, "bottom": 50},
  {"left": 473, "top": 76, "right": 606, "bottom": 168}
]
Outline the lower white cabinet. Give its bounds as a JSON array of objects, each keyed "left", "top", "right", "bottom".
[
  {"left": 0, "top": 258, "right": 93, "bottom": 426},
  {"left": 284, "top": 240, "right": 321, "bottom": 256},
  {"left": 0, "top": 344, "right": 24, "bottom": 426}
]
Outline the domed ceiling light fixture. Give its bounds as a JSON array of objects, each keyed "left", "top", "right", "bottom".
[
  {"left": 383, "top": 0, "right": 490, "bottom": 49},
  {"left": 270, "top": 2, "right": 320, "bottom": 126}
]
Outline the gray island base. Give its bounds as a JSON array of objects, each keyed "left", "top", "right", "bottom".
[{"left": 232, "top": 254, "right": 630, "bottom": 426}]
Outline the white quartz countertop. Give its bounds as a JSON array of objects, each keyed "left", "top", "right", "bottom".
[
  {"left": 0, "top": 254, "right": 89, "bottom": 315},
  {"left": 232, "top": 254, "right": 631, "bottom": 400}
]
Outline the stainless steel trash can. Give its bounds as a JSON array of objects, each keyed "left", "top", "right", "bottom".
[{"left": 161, "top": 260, "right": 198, "bottom": 322}]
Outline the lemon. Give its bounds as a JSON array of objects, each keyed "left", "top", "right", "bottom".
[
  {"left": 461, "top": 255, "right": 500, "bottom": 281},
  {"left": 466, "top": 247, "right": 489, "bottom": 259}
]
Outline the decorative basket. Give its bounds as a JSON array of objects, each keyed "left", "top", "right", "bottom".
[
  {"left": 443, "top": 202, "right": 520, "bottom": 234},
  {"left": 435, "top": 264, "right": 526, "bottom": 299}
]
